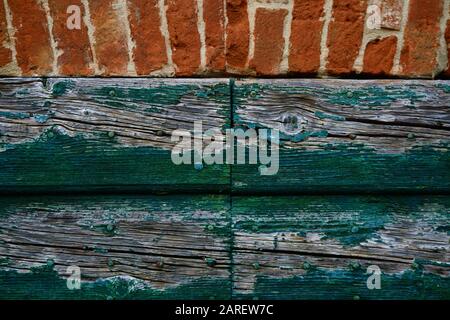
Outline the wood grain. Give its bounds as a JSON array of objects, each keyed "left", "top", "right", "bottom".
[
  {"left": 0, "top": 78, "right": 449, "bottom": 300},
  {"left": 0, "top": 78, "right": 231, "bottom": 193},
  {"left": 232, "top": 196, "right": 450, "bottom": 299},
  {"left": 0, "top": 195, "right": 231, "bottom": 299},
  {"left": 0, "top": 194, "right": 448, "bottom": 299},
  {"left": 233, "top": 79, "right": 450, "bottom": 193}
]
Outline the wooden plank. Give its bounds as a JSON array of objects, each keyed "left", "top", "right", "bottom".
[
  {"left": 0, "top": 78, "right": 230, "bottom": 193},
  {"left": 232, "top": 196, "right": 450, "bottom": 300},
  {"left": 0, "top": 194, "right": 448, "bottom": 300},
  {"left": 233, "top": 79, "right": 450, "bottom": 193},
  {"left": 0, "top": 194, "right": 231, "bottom": 299}
]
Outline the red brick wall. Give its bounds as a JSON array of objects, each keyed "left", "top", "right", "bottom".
[{"left": 0, "top": 0, "right": 449, "bottom": 78}]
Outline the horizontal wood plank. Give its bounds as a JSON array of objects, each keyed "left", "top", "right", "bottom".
[
  {"left": 0, "top": 78, "right": 231, "bottom": 193},
  {"left": 0, "top": 195, "right": 231, "bottom": 299},
  {"left": 0, "top": 194, "right": 448, "bottom": 300},
  {"left": 233, "top": 79, "right": 450, "bottom": 193},
  {"left": 232, "top": 196, "right": 450, "bottom": 299}
]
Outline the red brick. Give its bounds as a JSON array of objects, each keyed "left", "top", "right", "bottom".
[
  {"left": 127, "top": 0, "right": 167, "bottom": 75},
  {"left": 8, "top": 0, "right": 53, "bottom": 75},
  {"left": 381, "top": 0, "right": 403, "bottom": 30},
  {"left": 89, "top": 0, "right": 130, "bottom": 75},
  {"left": 166, "top": 0, "right": 201, "bottom": 75},
  {"left": 250, "top": 8, "right": 287, "bottom": 75},
  {"left": 362, "top": 36, "right": 397, "bottom": 76},
  {"left": 0, "top": 1, "right": 12, "bottom": 67},
  {"left": 442, "top": 9, "right": 449, "bottom": 77},
  {"left": 289, "top": 0, "right": 324, "bottom": 74},
  {"left": 326, "top": 0, "right": 367, "bottom": 75},
  {"left": 48, "top": 0, "right": 94, "bottom": 75},
  {"left": 400, "top": 0, "right": 443, "bottom": 77},
  {"left": 204, "top": 0, "right": 225, "bottom": 72},
  {"left": 226, "top": 0, "right": 249, "bottom": 72}
]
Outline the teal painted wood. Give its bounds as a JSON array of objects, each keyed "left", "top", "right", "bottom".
[
  {"left": 0, "top": 195, "right": 231, "bottom": 299},
  {"left": 0, "top": 78, "right": 231, "bottom": 193},
  {"left": 1, "top": 78, "right": 450, "bottom": 193},
  {"left": 0, "top": 194, "right": 448, "bottom": 300},
  {"left": 232, "top": 79, "right": 450, "bottom": 193},
  {"left": 232, "top": 196, "right": 450, "bottom": 300},
  {"left": 0, "top": 78, "right": 449, "bottom": 300}
]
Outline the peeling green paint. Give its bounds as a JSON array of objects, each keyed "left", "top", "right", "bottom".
[
  {"left": 315, "top": 111, "right": 346, "bottom": 121},
  {"left": 52, "top": 80, "right": 75, "bottom": 97},
  {"left": 234, "top": 269, "right": 450, "bottom": 300},
  {"left": 232, "top": 196, "right": 450, "bottom": 246},
  {"left": 0, "top": 269, "right": 230, "bottom": 300},
  {"left": 232, "top": 143, "right": 450, "bottom": 193},
  {"left": 0, "top": 132, "right": 230, "bottom": 192},
  {"left": 0, "top": 111, "right": 30, "bottom": 120}
]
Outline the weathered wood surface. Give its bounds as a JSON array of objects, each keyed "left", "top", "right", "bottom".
[
  {"left": 233, "top": 79, "right": 450, "bottom": 193},
  {"left": 0, "top": 195, "right": 231, "bottom": 299},
  {"left": 0, "top": 195, "right": 448, "bottom": 300},
  {"left": 232, "top": 196, "right": 450, "bottom": 300},
  {"left": 0, "top": 78, "right": 449, "bottom": 300},
  {"left": 0, "top": 78, "right": 230, "bottom": 193},
  {"left": 1, "top": 78, "right": 450, "bottom": 193}
]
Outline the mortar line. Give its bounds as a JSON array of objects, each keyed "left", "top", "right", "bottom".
[
  {"left": 114, "top": 0, "right": 137, "bottom": 76},
  {"left": 157, "top": 0, "right": 175, "bottom": 76},
  {"left": 436, "top": 0, "right": 450, "bottom": 76},
  {"left": 40, "top": 0, "right": 61, "bottom": 75},
  {"left": 392, "top": 0, "right": 410, "bottom": 75},
  {"left": 280, "top": 0, "right": 293, "bottom": 74},
  {"left": 2, "top": 0, "right": 20, "bottom": 75},
  {"left": 319, "top": 0, "right": 333, "bottom": 77},
  {"left": 81, "top": 0, "right": 101, "bottom": 74},
  {"left": 197, "top": 0, "right": 207, "bottom": 73}
]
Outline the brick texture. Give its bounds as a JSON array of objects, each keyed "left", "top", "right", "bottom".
[
  {"left": 0, "top": 0, "right": 448, "bottom": 78},
  {"left": 250, "top": 8, "right": 287, "bottom": 75},
  {"left": 289, "top": 0, "right": 324, "bottom": 74},
  {"left": 326, "top": 0, "right": 367, "bottom": 75},
  {"left": 166, "top": 0, "right": 201, "bottom": 75},
  {"left": 8, "top": 0, "right": 54, "bottom": 75},
  {"left": 381, "top": 0, "right": 403, "bottom": 30},
  {"left": 89, "top": 0, "right": 131, "bottom": 75},
  {"left": 0, "top": 2, "right": 12, "bottom": 67},
  {"left": 226, "top": 0, "right": 249, "bottom": 73},
  {"left": 400, "top": 0, "right": 443, "bottom": 78},
  {"left": 128, "top": 0, "right": 167, "bottom": 75},
  {"left": 444, "top": 8, "right": 450, "bottom": 77},
  {"left": 363, "top": 36, "right": 397, "bottom": 76},
  {"left": 48, "top": 0, "right": 94, "bottom": 75},
  {"left": 204, "top": 0, "right": 225, "bottom": 72}
]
